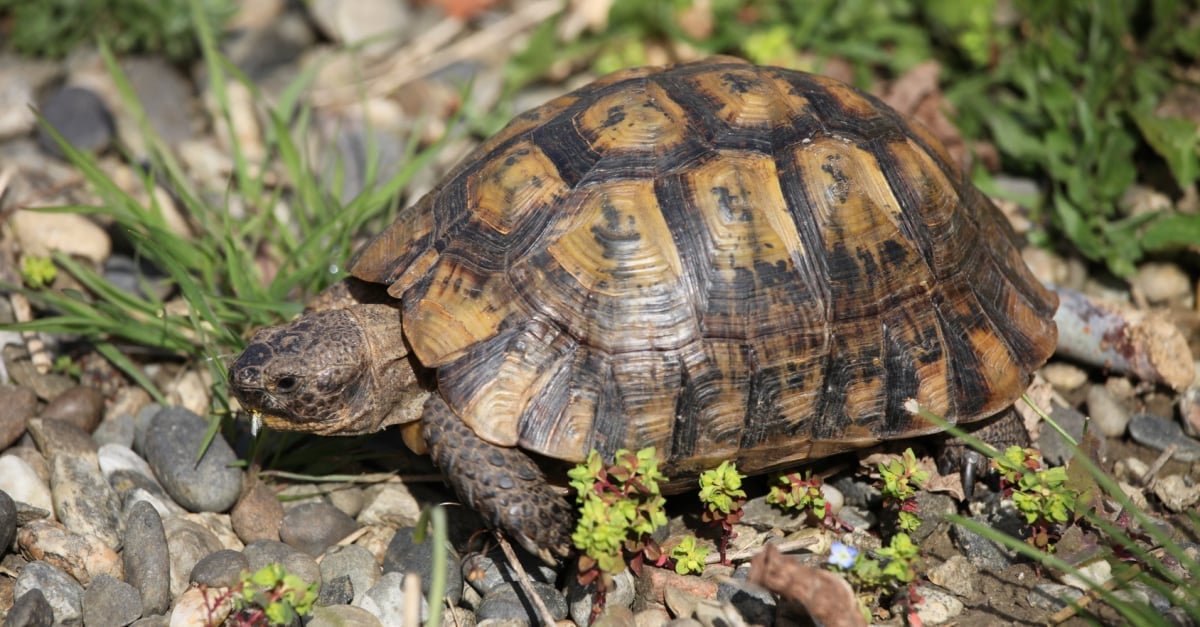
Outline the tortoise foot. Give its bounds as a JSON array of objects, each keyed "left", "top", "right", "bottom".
[
  {"left": 937, "top": 408, "right": 1031, "bottom": 500},
  {"left": 422, "top": 395, "right": 573, "bottom": 564}
]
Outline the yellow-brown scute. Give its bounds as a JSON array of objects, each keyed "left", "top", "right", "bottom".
[{"left": 347, "top": 58, "right": 1058, "bottom": 475}]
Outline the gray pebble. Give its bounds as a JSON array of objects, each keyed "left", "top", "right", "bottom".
[
  {"left": 123, "top": 501, "right": 172, "bottom": 615},
  {"left": 279, "top": 501, "right": 359, "bottom": 557},
  {"left": 1027, "top": 582, "right": 1084, "bottom": 611},
  {"left": 243, "top": 539, "right": 322, "bottom": 589},
  {"left": 142, "top": 407, "right": 243, "bottom": 512},
  {"left": 740, "top": 493, "right": 812, "bottom": 533},
  {"left": 82, "top": 573, "right": 143, "bottom": 627},
  {"left": 926, "top": 554, "right": 977, "bottom": 598},
  {"left": 40, "top": 386, "right": 105, "bottom": 433},
  {"left": 716, "top": 563, "right": 775, "bottom": 626},
  {"left": 0, "top": 383, "right": 36, "bottom": 450},
  {"left": 93, "top": 412, "right": 136, "bottom": 448},
  {"left": 567, "top": 567, "right": 636, "bottom": 626},
  {"left": 1086, "top": 383, "right": 1131, "bottom": 437},
  {"left": 951, "top": 516, "right": 1019, "bottom": 572},
  {"left": 383, "top": 526, "right": 464, "bottom": 605},
  {"left": 0, "top": 454, "right": 54, "bottom": 514},
  {"left": 103, "top": 255, "right": 174, "bottom": 303},
  {"left": 5, "top": 588, "right": 55, "bottom": 627},
  {"left": 359, "top": 571, "right": 423, "bottom": 624},
  {"left": 14, "top": 561, "right": 84, "bottom": 624},
  {"left": 309, "top": 604, "right": 386, "bottom": 627},
  {"left": 1129, "top": 413, "right": 1200, "bottom": 462},
  {"left": 317, "top": 574, "right": 355, "bottom": 607},
  {"left": 478, "top": 580, "right": 567, "bottom": 623},
  {"left": 319, "top": 544, "right": 380, "bottom": 605},
  {"left": 1038, "top": 405, "right": 1092, "bottom": 466},
  {"left": 908, "top": 491, "right": 957, "bottom": 543},
  {"left": 129, "top": 616, "right": 171, "bottom": 627},
  {"left": 463, "top": 547, "right": 558, "bottom": 596},
  {"left": 122, "top": 58, "right": 199, "bottom": 146},
  {"left": 3, "top": 345, "right": 75, "bottom": 401},
  {"left": 131, "top": 404, "right": 162, "bottom": 454},
  {"left": 909, "top": 584, "right": 964, "bottom": 624},
  {"left": 164, "top": 516, "right": 225, "bottom": 598},
  {"left": 26, "top": 418, "right": 123, "bottom": 549},
  {"left": 190, "top": 549, "right": 249, "bottom": 588},
  {"left": 0, "top": 489, "right": 16, "bottom": 552},
  {"left": 98, "top": 444, "right": 186, "bottom": 518},
  {"left": 37, "top": 85, "right": 115, "bottom": 157}
]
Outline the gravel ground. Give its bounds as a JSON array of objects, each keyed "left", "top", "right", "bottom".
[{"left": 1, "top": 1, "right": 1199, "bottom": 626}]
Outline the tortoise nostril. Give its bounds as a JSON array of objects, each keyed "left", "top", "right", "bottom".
[{"left": 275, "top": 375, "right": 299, "bottom": 394}]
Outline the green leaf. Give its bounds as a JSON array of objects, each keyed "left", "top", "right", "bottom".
[
  {"left": 1141, "top": 213, "right": 1200, "bottom": 251},
  {"left": 1133, "top": 111, "right": 1200, "bottom": 189}
]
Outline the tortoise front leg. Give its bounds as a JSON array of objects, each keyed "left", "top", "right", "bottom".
[
  {"left": 421, "top": 394, "right": 574, "bottom": 563},
  {"left": 937, "top": 407, "right": 1031, "bottom": 499}
]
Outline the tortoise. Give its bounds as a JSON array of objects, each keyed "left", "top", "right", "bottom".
[{"left": 229, "top": 56, "right": 1058, "bottom": 563}]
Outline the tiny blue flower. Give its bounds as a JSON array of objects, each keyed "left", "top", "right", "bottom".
[{"left": 827, "top": 541, "right": 858, "bottom": 569}]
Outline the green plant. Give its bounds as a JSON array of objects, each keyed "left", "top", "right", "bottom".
[
  {"left": 827, "top": 534, "right": 923, "bottom": 610},
  {"left": 878, "top": 448, "right": 930, "bottom": 533},
  {"left": 766, "top": 469, "right": 828, "bottom": 524},
  {"left": 993, "top": 446, "right": 1079, "bottom": 550},
  {"left": 20, "top": 257, "right": 57, "bottom": 289},
  {"left": 221, "top": 564, "right": 318, "bottom": 626},
  {"left": 698, "top": 460, "right": 746, "bottom": 563},
  {"left": 0, "top": 0, "right": 235, "bottom": 61},
  {"left": 567, "top": 447, "right": 669, "bottom": 587},
  {"left": 669, "top": 535, "right": 710, "bottom": 575}
]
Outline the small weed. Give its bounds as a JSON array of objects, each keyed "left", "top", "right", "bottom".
[
  {"left": 766, "top": 469, "right": 829, "bottom": 525},
  {"left": 878, "top": 448, "right": 929, "bottom": 533},
  {"left": 213, "top": 564, "right": 318, "bottom": 627},
  {"left": 669, "top": 535, "right": 710, "bottom": 575},
  {"left": 567, "top": 447, "right": 669, "bottom": 588},
  {"left": 827, "top": 534, "right": 923, "bottom": 615},
  {"left": 993, "top": 446, "right": 1079, "bottom": 550},
  {"left": 698, "top": 459, "right": 747, "bottom": 564},
  {"left": 20, "top": 257, "right": 57, "bottom": 290}
]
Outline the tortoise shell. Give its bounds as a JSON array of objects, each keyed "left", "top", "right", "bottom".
[{"left": 350, "top": 56, "right": 1058, "bottom": 480}]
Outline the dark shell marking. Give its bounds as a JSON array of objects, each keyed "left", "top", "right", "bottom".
[{"left": 349, "top": 56, "right": 1057, "bottom": 484}]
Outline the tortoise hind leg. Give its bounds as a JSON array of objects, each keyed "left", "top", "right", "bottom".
[
  {"left": 937, "top": 407, "right": 1031, "bottom": 499},
  {"left": 421, "top": 394, "right": 574, "bottom": 563}
]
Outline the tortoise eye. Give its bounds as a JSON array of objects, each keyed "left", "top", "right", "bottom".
[{"left": 275, "top": 375, "right": 299, "bottom": 394}]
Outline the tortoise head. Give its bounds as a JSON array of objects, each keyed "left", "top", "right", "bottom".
[{"left": 229, "top": 306, "right": 425, "bottom": 436}]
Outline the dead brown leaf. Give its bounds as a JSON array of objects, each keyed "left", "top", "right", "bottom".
[{"left": 748, "top": 544, "right": 866, "bottom": 627}]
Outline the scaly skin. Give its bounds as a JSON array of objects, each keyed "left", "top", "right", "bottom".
[{"left": 421, "top": 394, "right": 574, "bottom": 563}]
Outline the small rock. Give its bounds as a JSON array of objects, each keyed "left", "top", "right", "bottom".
[
  {"left": 98, "top": 443, "right": 186, "bottom": 517},
  {"left": 634, "top": 567, "right": 719, "bottom": 614},
  {"left": 164, "top": 370, "right": 210, "bottom": 418},
  {"left": 121, "top": 57, "right": 200, "bottom": 147},
  {"left": 308, "top": 604, "right": 386, "bottom": 627},
  {"left": 716, "top": 563, "right": 776, "bottom": 626},
  {"left": 279, "top": 501, "right": 360, "bottom": 557},
  {"left": 0, "top": 455, "right": 53, "bottom": 512},
  {"left": 318, "top": 575, "right": 356, "bottom": 607},
  {"left": 142, "top": 407, "right": 243, "bottom": 512},
  {"left": 1133, "top": 262, "right": 1193, "bottom": 305},
  {"left": 2, "top": 345, "right": 76, "bottom": 401},
  {"left": 1059, "top": 558, "right": 1113, "bottom": 591},
  {"left": 5, "top": 588, "right": 55, "bottom": 627},
  {"left": 26, "top": 418, "right": 123, "bottom": 549},
  {"left": 1129, "top": 413, "right": 1200, "bottom": 462},
  {"left": 1152, "top": 475, "right": 1200, "bottom": 513},
  {"left": 37, "top": 85, "right": 115, "bottom": 157},
  {"left": 910, "top": 584, "right": 964, "bottom": 625},
  {"left": 0, "top": 383, "right": 36, "bottom": 449},
  {"left": 0, "top": 489, "right": 17, "bottom": 552},
  {"left": 358, "top": 571, "right": 422, "bottom": 625},
  {"left": 908, "top": 491, "right": 957, "bottom": 543},
  {"left": 123, "top": 499, "right": 171, "bottom": 612},
  {"left": 40, "top": 386, "right": 105, "bottom": 433},
  {"left": 464, "top": 547, "right": 559, "bottom": 596},
  {"left": 13, "top": 561, "right": 84, "bottom": 625},
  {"left": 926, "top": 554, "right": 977, "bottom": 598},
  {"left": 1181, "top": 378, "right": 1200, "bottom": 438},
  {"left": 11, "top": 209, "right": 113, "bottom": 267},
  {"left": 243, "top": 539, "right": 322, "bottom": 589},
  {"left": 16, "top": 519, "right": 123, "bottom": 585},
  {"left": 82, "top": 574, "right": 143, "bottom": 627},
  {"left": 93, "top": 412, "right": 136, "bottom": 448},
  {"left": 592, "top": 605, "right": 636, "bottom": 627},
  {"left": 328, "top": 486, "right": 366, "bottom": 518},
  {"left": 951, "top": 516, "right": 1019, "bottom": 572},
  {"left": 230, "top": 475, "right": 283, "bottom": 543},
  {"left": 319, "top": 544, "right": 380, "bottom": 605},
  {"left": 1041, "top": 362, "right": 1089, "bottom": 392},
  {"left": 356, "top": 482, "right": 423, "bottom": 527},
  {"left": 740, "top": 494, "right": 813, "bottom": 533},
  {"left": 0, "top": 56, "right": 47, "bottom": 138},
  {"left": 1086, "top": 383, "right": 1131, "bottom": 437},
  {"left": 190, "top": 549, "right": 250, "bottom": 588},
  {"left": 567, "top": 569, "right": 636, "bottom": 626},
  {"left": 1027, "top": 583, "right": 1084, "bottom": 611},
  {"left": 1038, "top": 405, "right": 1094, "bottom": 466},
  {"left": 170, "top": 586, "right": 233, "bottom": 626},
  {"left": 131, "top": 403, "right": 162, "bottom": 454},
  {"left": 106, "top": 386, "right": 152, "bottom": 424},
  {"left": 164, "top": 516, "right": 226, "bottom": 598},
  {"left": 382, "top": 526, "right": 464, "bottom": 605},
  {"left": 308, "top": 0, "right": 414, "bottom": 57},
  {"left": 478, "top": 580, "right": 568, "bottom": 623}
]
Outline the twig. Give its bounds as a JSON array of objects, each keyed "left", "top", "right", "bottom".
[
  {"left": 1049, "top": 564, "right": 1142, "bottom": 625},
  {"left": 706, "top": 534, "right": 821, "bottom": 564},
  {"left": 1137, "top": 444, "right": 1178, "bottom": 490},
  {"left": 256, "top": 469, "right": 443, "bottom": 484},
  {"left": 495, "top": 531, "right": 558, "bottom": 627}
]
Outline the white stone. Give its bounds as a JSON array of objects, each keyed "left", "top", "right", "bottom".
[
  {"left": 0, "top": 454, "right": 54, "bottom": 512},
  {"left": 11, "top": 209, "right": 112, "bottom": 264}
]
